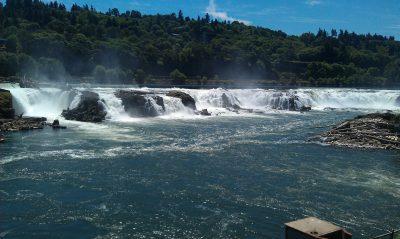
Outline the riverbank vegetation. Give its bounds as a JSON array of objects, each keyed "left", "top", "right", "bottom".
[{"left": 0, "top": 0, "right": 400, "bottom": 87}]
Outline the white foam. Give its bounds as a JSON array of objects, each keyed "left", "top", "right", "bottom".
[
  {"left": 2, "top": 86, "right": 400, "bottom": 123},
  {"left": 6, "top": 87, "right": 76, "bottom": 120}
]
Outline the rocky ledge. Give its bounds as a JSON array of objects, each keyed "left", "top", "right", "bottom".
[
  {"left": 0, "top": 89, "right": 15, "bottom": 119},
  {"left": 316, "top": 113, "right": 400, "bottom": 150},
  {"left": 0, "top": 117, "right": 47, "bottom": 132},
  {"left": 62, "top": 91, "right": 107, "bottom": 122},
  {"left": 166, "top": 91, "right": 197, "bottom": 110},
  {"left": 115, "top": 90, "right": 165, "bottom": 117}
]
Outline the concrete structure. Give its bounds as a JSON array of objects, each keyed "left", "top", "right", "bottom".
[{"left": 285, "top": 217, "right": 352, "bottom": 239}]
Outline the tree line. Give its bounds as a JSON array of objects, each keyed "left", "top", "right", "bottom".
[{"left": 0, "top": 0, "right": 400, "bottom": 87}]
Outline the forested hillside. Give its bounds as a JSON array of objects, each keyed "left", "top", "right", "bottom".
[{"left": 1, "top": 0, "right": 400, "bottom": 87}]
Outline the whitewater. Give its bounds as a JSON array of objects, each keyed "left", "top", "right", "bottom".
[
  {"left": 2, "top": 84, "right": 400, "bottom": 121},
  {"left": 1, "top": 84, "right": 400, "bottom": 238}
]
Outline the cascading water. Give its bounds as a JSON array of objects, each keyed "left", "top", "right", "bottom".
[
  {"left": 184, "top": 88, "right": 400, "bottom": 111},
  {"left": 6, "top": 87, "right": 77, "bottom": 118},
  {"left": 1, "top": 84, "right": 399, "bottom": 121}
]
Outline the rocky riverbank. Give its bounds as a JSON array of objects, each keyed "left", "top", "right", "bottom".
[
  {"left": 0, "top": 117, "right": 47, "bottom": 132},
  {"left": 316, "top": 113, "right": 400, "bottom": 150}
]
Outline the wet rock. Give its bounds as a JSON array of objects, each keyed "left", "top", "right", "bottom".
[
  {"left": 199, "top": 109, "right": 211, "bottom": 116},
  {"left": 51, "top": 119, "right": 66, "bottom": 129},
  {"left": 270, "top": 92, "right": 299, "bottom": 111},
  {"left": 167, "top": 91, "right": 196, "bottom": 110},
  {"left": 300, "top": 106, "right": 312, "bottom": 112},
  {"left": 0, "top": 117, "right": 47, "bottom": 132},
  {"left": 396, "top": 96, "right": 400, "bottom": 106},
  {"left": 0, "top": 89, "right": 15, "bottom": 119},
  {"left": 154, "top": 96, "right": 165, "bottom": 111},
  {"left": 115, "top": 90, "right": 164, "bottom": 117},
  {"left": 315, "top": 113, "right": 400, "bottom": 150},
  {"left": 221, "top": 93, "right": 241, "bottom": 109},
  {"left": 62, "top": 91, "right": 106, "bottom": 122},
  {"left": 53, "top": 119, "right": 60, "bottom": 126},
  {"left": 288, "top": 96, "right": 298, "bottom": 111}
]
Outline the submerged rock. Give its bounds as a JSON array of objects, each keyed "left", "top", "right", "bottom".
[
  {"left": 62, "top": 91, "right": 107, "bottom": 122},
  {"left": 0, "top": 117, "right": 47, "bottom": 132},
  {"left": 315, "top": 112, "right": 400, "bottom": 150},
  {"left": 115, "top": 90, "right": 164, "bottom": 117},
  {"left": 0, "top": 89, "right": 15, "bottom": 119},
  {"left": 166, "top": 91, "right": 196, "bottom": 110}
]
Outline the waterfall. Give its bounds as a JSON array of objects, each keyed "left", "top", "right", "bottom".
[
  {"left": 1, "top": 84, "right": 399, "bottom": 122},
  {"left": 183, "top": 88, "right": 400, "bottom": 111},
  {"left": 6, "top": 86, "right": 77, "bottom": 118}
]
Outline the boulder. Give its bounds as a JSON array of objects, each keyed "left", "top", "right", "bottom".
[
  {"left": 115, "top": 90, "right": 164, "bottom": 117},
  {"left": 53, "top": 119, "right": 60, "bottom": 126},
  {"left": 0, "top": 89, "right": 15, "bottom": 119},
  {"left": 221, "top": 93, "right": 241, "bottom": 109},
  {"left": 396, "top": 96, "right": 400, "bottom": 106},
  {"left": 288, "top": 96, "right": 298, "bottom": 111},
  {"left": 167, "top": 90, "right": 196, "bottom": 110},
  {"left": 154, "top": 96, "right": 165, "bottom": 111},
  {"left": 300, "top": 106, "right": 312, "bottom": 112},
  {"left": 199, "top": 109, "right": 211, "bottom": 116},
  {"left": 62, "top": 91, "right": 107, "bottom": 122},
  {"left": 50, "top": 119, "right": 66, "bottom": 129},
  {"left": 270, "top": 92, "right": 299, "bottom": 111}
]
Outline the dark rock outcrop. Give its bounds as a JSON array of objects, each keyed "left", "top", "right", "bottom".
[
  {"left": 62, "top": 91, "right": 106, "bottom": 122},
  {"left": 115, "top": 90, "right": 164, "bottom": 117},
  {"left": 396, "top": 96, "right": 400, "bottom": 106},
  {"left": 221, "top": 93, "right": 241, "bottom": 110},
  {"left": 0, "top": 117, "right": 47, "bottom": 132},
  {"left": 51, "top": 119, "right": 67, "bottom": 129},
  {"left": 0, "top": 89, "right": 15, "bottom": 119},
  {"left": 300, "top": 106, "right": 312, "bottom": 112},
  {"left": 288, "top": 96, "right": 297, "bottom": 111},
  {"left": 167, "top": 90, "right": 196, "bottom": 110},
  {"left": 315, "top": 112, "right": 400, "bottom": 150},
  {"left": 199, "top": 109, "right": 211, "bottom": 116},
  {"left": 270, "top": 93, "right": 300, "bottom": 111}
]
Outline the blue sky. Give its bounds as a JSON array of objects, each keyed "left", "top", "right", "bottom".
[{"left": 32, "top": 0, "right": 400, "bottom": 38}]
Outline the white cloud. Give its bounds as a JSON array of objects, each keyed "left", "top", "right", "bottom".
[
  {"left": 306, "top": 0, "right": 322, "bottom": 6},
  {"left": 206, "top": 0, "right": 251, "bottom": 25}
]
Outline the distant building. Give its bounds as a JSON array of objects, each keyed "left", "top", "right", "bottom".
[{"left": 0, "top": 38, "right": 7, "bottom": 51}]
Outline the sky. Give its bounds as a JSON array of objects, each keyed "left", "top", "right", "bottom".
[{"left": 38, "top": 0, "right": 400, "bottom": 39}]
